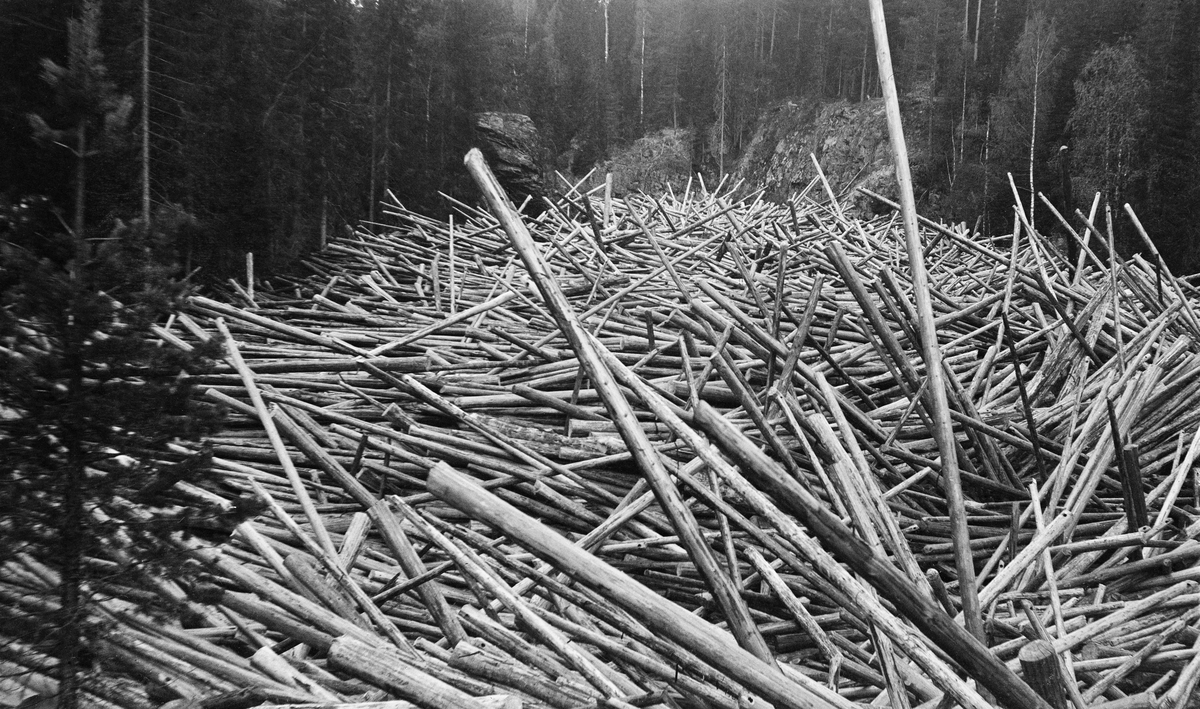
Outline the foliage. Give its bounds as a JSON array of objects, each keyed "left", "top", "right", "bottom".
[
  {"left": 3, "top": 5, "right": 226, "bottom": 706},
  {"left": 1067, "top": 43, "right": 1149, "bottom": 208},
  {"left": 0, "top": 196, "right": 227, "bottom": 709},
  {"left": 4, "top": 0, "right": 1200, "bottom": 277},
  {"left": 989, "top": 9, "right": 1060, "bottom": 220},
  {"left": 24, "top": 0, "right": 134, "bottom": 241}
]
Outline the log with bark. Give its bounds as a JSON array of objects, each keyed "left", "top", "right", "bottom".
[{"left": 8, "top": 150, "right": 1200, "bottom": 709}]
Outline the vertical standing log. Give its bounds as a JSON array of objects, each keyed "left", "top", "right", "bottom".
[
  {"left": 1121, "top": 444, "right": 1148, "bottom": 530},
  {"left": 604, "top": 172, "right": 613, "bottom": 227},
  {"left": 865, "top": 0, "right": 982, "bottom": 642},
  {"left": 1018, "top": 640, "right": 1067, "bottom": 709},
  {"left": 245, "top": 252, "right": 255, "bottom": 303}
]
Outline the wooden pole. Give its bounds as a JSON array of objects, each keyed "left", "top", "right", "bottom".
[
  {"left": 463, "top": 148, "right": 774, "bottom": 665},
  {"left": 245, "top": 252, "right": 255, "bottom": 303},
  {"left": 428, "top": 463, "right": 849, "bottom": 709},
  {"left": 865, "top": 0, "right": 982, "bottom": 641}
]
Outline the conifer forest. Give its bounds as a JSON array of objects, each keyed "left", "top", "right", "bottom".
[
  {"left": 4, "top": 0, "right": 1200, "bottom": 274},
  {"left": 9, "top": 3, "right": 1200, "bottom": 709}
]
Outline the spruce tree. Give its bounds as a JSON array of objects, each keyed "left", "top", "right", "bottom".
[
  {"left": 3, "top": 4, "right": 224, "bottom": 708},
  {"left": 25, "top": 0, "right": 132, "bottom": 249}
]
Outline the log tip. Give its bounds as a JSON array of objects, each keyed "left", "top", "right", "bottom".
[{"left": 1017, "top": 638, "right": 1056, "bottom": 663}]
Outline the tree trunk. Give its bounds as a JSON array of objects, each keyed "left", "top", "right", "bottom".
[
  {"left": 603, "top": 0, "right": 610, "bottom": 64},
  {"left": 74, "top": 123, "right": 86, "bottom": 243},
  {"left": 57, "top": 320, "right": 87, "bottom": 709},
  {"left": 639, "top": 19, "right": 645, "bottom": 125},
  {"left": 717, "top": 33, "right": 727, "bottom": 178},
  {"left": 57, "top": 444, "right": 85, "bottom": 709},
  {"left": 983, "top": 115, "right": 992, "bottom": 233},
  {"left": 384, "top": 62, "right": 392, "bottom": 195},
  {"left": 1030, "top": 51, "right": 1039, "bottom": 225},
  {"left": 866, "top": 0, "right": 984, "bottom": 647},
  {"left": 989, "top": 0, "right": 1000, "bottom": 66},
  {"left": 769, "top": 2, "right": 777, "bottom": 59},
  {"left": 141, "top": 0, "right": 151, "bottom": 229},
  {"left": 320, "top": 194, "right": 328, "bottom": 250},
  {"left": 860, "top": 41, "right": 869, "bottom": 101},
  {"left": 973, "top": 0, "right": 983, "bottom": 62},
  {"left": 963, "top": 0, "right": 970, "bottom": 44},
  {"left": 368, "top": 98, "right": 377, "bottom": 223},
  {"left": 959, "top": 65, "right": 968, "bottom": 166}
]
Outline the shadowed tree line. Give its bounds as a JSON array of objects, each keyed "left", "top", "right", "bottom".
[
  {"left": 4, "top": 0, "right": 1200, "bottom": 275},
  {"left": 4, "top": 0, "right": 1200, "bottom": 274}
]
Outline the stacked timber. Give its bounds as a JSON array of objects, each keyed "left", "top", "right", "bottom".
[{"left": 8, "top": 155, "right": 1200, "bottom": 709}]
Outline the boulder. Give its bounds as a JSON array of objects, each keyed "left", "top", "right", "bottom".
[{"left": 473, "top": 113, "right": 546, "bottom": 213}]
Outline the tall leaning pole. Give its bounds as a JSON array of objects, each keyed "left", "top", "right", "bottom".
[{"left": 865, "top": 0, "right": 984, "bottom": 642}]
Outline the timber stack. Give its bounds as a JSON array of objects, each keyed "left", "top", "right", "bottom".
[{"left": 7, "top": 153, "right": 1200, "bottom": 709}]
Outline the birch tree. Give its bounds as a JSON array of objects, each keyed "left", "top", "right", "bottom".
[
  {"left": 1067, "top": 43, "right": 1149, "bottom": 210},
  {"left": 990, "top": 9, "right": 1059, "bottom": 224}
]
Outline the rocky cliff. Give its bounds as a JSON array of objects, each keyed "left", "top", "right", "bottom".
[{"left": 733, "top": 97, "right": 929, "bottom": 215}]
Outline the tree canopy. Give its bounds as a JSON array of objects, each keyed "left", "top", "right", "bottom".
[{"left": 2, "top": 0, "right": 1199, "bottom": 272}]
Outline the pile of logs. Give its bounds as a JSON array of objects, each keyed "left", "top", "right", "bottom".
[{"left": 9, "top": 152, "right": 1200, "bottom": 709}]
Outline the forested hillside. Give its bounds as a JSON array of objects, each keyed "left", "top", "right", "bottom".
[{"left": 3, "top": 0, "right": 1199, "bottom": 274}]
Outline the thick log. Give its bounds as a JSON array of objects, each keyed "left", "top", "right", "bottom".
[
  {"left": 328, "top": 635, "right": 492, "bottom": 709},
  {"left": 1017, "top": 641, "right": 1067, "bottom": 709},
  {"left": 463, "top": 147, "right": 773, "bottom": 664},
  {"left": 427, "top": 462, "right": 853, "bottom": 709}
]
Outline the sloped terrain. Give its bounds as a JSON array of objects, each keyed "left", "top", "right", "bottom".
[{"left": 733, "top": 98, "right": 932, "bottom": 216}]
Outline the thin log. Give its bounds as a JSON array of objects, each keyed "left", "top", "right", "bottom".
[{"left": 865, "top": 0, "right": 982, "bottom": 643}]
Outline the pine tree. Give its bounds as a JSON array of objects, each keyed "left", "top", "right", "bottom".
[
  {"left": 4, "top": 5, "right": 225, "bottom": 707},
  {"left": 25, "top": 0, "right": 133, "bottom": 250},
  {"left": 0, "top": 200, "right": 228, "bottom": 709}
]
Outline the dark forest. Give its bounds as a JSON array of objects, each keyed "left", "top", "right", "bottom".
[{"left": 3, "top": 0, "right": 1200, "bottom": 275}]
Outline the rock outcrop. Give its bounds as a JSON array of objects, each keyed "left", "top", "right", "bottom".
[
  {"left": 733, "top": 97, "right": 927, "bottom": 215},
  {"left": 473, "top": 112, "right": 546, "bottom": 212}
]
